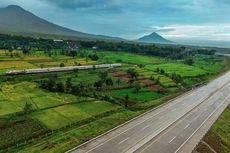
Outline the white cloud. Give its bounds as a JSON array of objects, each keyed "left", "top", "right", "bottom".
[{"left": 152, "top": 24, "right": 230, "bottom": 41}]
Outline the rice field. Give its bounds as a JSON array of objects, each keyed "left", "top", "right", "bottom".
[
  {"left": 146, "top": 63, "right": 208, "bottom": 77},
  {"left": 193, "top": 59, "right": 224, "bottom": 74},
  {"left": 0, "top": 52, "right": 99, "bottom": 74},
  {"left": 137, "top": 68, "right": 177, "bottom": 87},
  {"left": 22, "top": 56, "right": 52, "bottom": 61},
  {"left": 111, "top": 88, "right": 166, "bottom": 102},
  {"left": 97, "top": 51, "right": 165, "bottom": 64},
  {"left": 0, "top": 82, "right": 93, "bottom": 116},
  {"left": 32, "top": 101, "right": 121, "bottom": 130},
  {"left": 0, "top": 61, "right": 38, "bottom": 74},
  {"left": 0, "top": 49, "right": 227, "bottom": 153}
]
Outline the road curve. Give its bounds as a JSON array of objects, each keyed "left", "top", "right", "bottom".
[{"left": 69, "top": 71, "right": 230, "bottom": 153}]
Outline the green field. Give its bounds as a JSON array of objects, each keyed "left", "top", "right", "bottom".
[
  {"left": 0, "top": 117, "right": 48, "bottom": 150},
  {"left": 0, "top": 61, "right": 38, "bottom": 74},
  {"left": 0, "top": 50, "right": 98, "bottom": 74},
  {"left": 0, "top": 82, "right": 93, "bottom": 116},
  {"left": 137, "top": 68, "right": 177, "bottom": 87},
  {"left": 193, "top": 56, "right": 226, "bottom": 74},
  {"left": 195, "top": 106, "right": 230, "bottom": 153},
  {"left": 111, "top": 88, "right": 166, "bottom": 102},
  {"left": 96, "top": 51, "right": 165, "bottom": 64},
  {"left": 15, "top": 109, "right": 138, "bottom": 153},
  {"left": 32, "top": 101, "right": 121, "bottom": 130},
  {"left": 146, "top": 63, "right": 208, "bottom": 77},
  {"left": 0, "top": 49, "right": 229, "bottom": 153}
]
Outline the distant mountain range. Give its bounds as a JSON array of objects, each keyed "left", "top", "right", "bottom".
[
  {"left": 0, "top": 5, "right": 175, "bottom": 45},
  {"left": 137, "top": 32, "right": 172, "bottom": 44},
  {"left": 0, "top": 5, "right": 124, "bottom": 41},
  {"left": 1, "top": 5, "right": 229, "bottom": 48}
]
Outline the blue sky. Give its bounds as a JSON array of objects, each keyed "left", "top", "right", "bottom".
[{"left": 0, "top": 0, "right": 230, "bottom": 42}]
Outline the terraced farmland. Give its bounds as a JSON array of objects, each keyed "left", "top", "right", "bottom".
[
  {"left": 0, "top": 49, "right": 229, "bottom": 153},
  {"left": 0, "top": 50, "right": 99, "bottom": 74},
  {"left": 0, "top": 82, "right": 93, "bottom": 116}
]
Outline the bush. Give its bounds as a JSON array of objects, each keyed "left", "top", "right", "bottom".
[
  {"left": 88, "top": 54, "right": 99, "bottom": 61},
  {"left": 23, "top": 102, "right": 35, "bottom": 114},
  {"left": 60, "top": 62, "right": 65, "bottom": 67}
]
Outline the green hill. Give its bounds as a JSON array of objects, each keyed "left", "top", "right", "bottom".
[{"left": 0, "top": 5, "right": 124, "bottom": 41}]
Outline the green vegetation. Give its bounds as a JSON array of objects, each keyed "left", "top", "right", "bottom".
[
  {"left": 111, "top": 88, "right": 166, "bottom": 102},
  {"left": 0, "top": 82, "right": 92, "bottom": 116},
  {"left": 97, "top": 51, "right": 164, "bottom": 64},
  {"left": 0, "top": 34, "right": 229, "bottom": 153},
  {"left": 195, "top": 106, "right": 230, "bottom": 153},
  {"left": 146, "top": 63, "right": 207, "bottom": 77},
  {"left": 0, "top": 34, "right": 216, "bottom": 61},
  {"left": 14, "top": 109, "right": 138, "bottom": 153},
  {"left": 0, "top": 117, "right": 48, "bottom": 150},
  {"left": 0, "top": 49, "right": 97, "bottom": 74},
  {"left": 32, "top": 101, "right": 121, "bottom": 130}
]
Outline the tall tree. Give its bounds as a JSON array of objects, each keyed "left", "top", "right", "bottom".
[{"left": 124, "top": 94, "right": 130, "bottom": 108}]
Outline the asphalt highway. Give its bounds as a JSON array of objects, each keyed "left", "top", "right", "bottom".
[
  {"left": 71, "top": 71, "right": 230, "bottom": 153},
  {"left": 135, "top": 80, "right": 230, "bottom": 153}
]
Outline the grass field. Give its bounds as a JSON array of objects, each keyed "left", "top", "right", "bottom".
[
  {"left": 193, "top": 58, "right": 225, "bottom": 74},
  {"left": 0, "top": 82, "right": 93, "bottom": 116},
  {"left": 32, "top": 101, "right": 121, "bottom": 130},
  {"left": 97, "top": 51, "right": 165, "bottom": 64},
  {"left": 146, "top": 63, "right": 208, "bottom": 77},
  {"left": 137, "top": 68, "right": 177, "bottom": 87},
  {"left": 111, "top": 88, "right": 166, "bottom": 102},
  {"left": 195, "top": 106, "right": 230, "bottom": 153},
  {"left": 14, "top": 109, "right": 138, "bottom": 153},
  {"left": 0, "top": 50, "right": 99, "bottom": 74},
  {"left": 0, "top": 61, "right": 38, "bottom": 74},
  {"left": 0, "top": 50, "right": 228, "bottom": 153},
  {"left": 33, "top": 58, "right": 97, "bottom": 68},
  {"left": 22, "top": 56, "right": 52, "bottom": 61}
]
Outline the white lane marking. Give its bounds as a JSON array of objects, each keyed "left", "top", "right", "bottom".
[
  {"left": 172, "top": 108, "right": 177, "bottom": 112},
  {"left": 141, "top": 125, "right": 150, "bottom": 131},
  {"left": 174, "top": 95, "right": 230, "bottom": 153},
  {"left": 184, "top": 124, "right": 190, "bottom": 129},
  {"left": 85, "top": 95, "right": 189, "bottom": 153},
  {"left": 118, "top": 137, "right": 129, "bottom": 145},
  {"left": 85, "top": 83, "right": 230, "bottom": 153},
  {"left": 86, "top": 84, "right": 218, "bottom": 153},
  {"left": 124, "top": 82, "right": 230, "bottom": 153},
  {"left": 191, "top": 115, "right": 200, "bottom": 122},
  {"left": 85, "top": 109, "right": 165, "bottom": 153},
  {"left": 169, "top": 136, "right": 177, "bottom": 143}
]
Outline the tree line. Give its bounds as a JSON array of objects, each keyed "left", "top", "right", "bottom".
[{"left": 0, "top": 34, "right": 216, "bottom": 60}]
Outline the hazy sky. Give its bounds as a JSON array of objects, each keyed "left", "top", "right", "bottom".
[{"left": 0, "top": 0, "right": 230, "bottom": 41}]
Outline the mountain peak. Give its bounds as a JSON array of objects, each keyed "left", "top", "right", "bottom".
[
  {"left": 5, "top": 5, "right": 24, "bottom": 10},
  {"left": 137, "top": 32, "right": 172, "bottom": 44},
  {"left": 149, "top": 32, "right": 159, "bottom": 36},
  {"left": 0, "top": 5, "right": 124, "bottom": 41}
]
